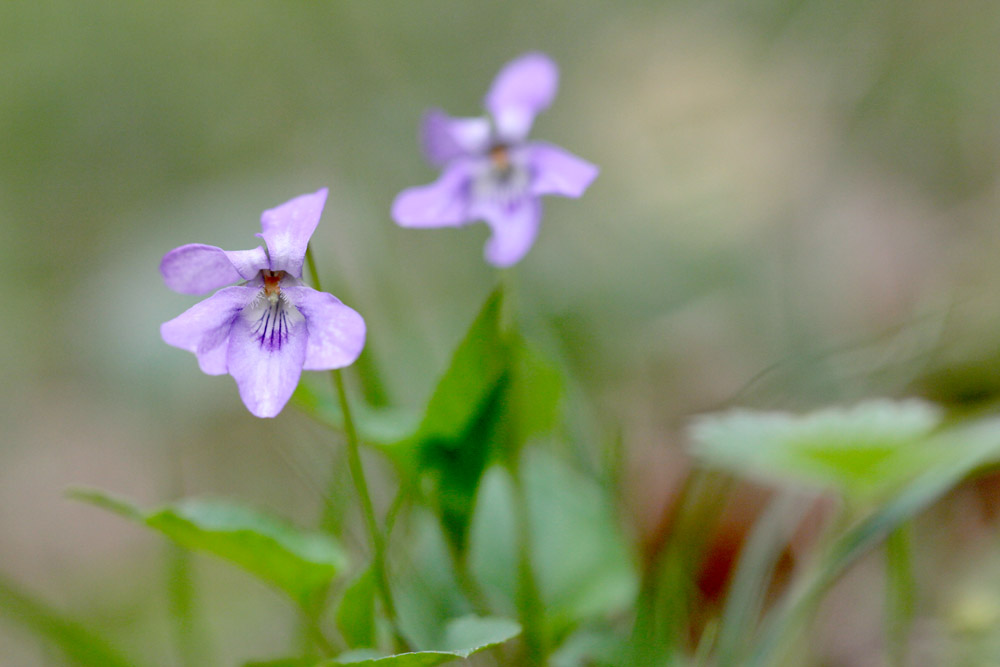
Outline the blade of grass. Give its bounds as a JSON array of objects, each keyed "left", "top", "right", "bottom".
[
  {"left": 885, "top": 523, "right": 916, "bottom": 667},
  {"left": 715, "top": 492, "right": 808, "bottom": 667},
  {"left": 0, "top": 574, "right": 135, "bottom": 667}
]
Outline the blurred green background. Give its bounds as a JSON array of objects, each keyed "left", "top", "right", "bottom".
[{"left": 3, "top": 1, "right": 1000, "bottom": 664}]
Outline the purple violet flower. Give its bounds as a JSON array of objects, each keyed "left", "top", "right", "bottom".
[
  {"left": 391, "top": 52, "right": 599, "bottom": 267},
  {"left": 160, "top": 188, "right": 365, "bottom": 418}
]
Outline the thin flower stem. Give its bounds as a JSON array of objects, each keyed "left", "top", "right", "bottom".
[
  {"left": 331, "top": 368, "right": 403, "bottom": 638},
  {"left": 300, "top": 606, "right": 337, "bottom": 657},
  {"left": 305, "top": 246, "right": 390, "bottom": 408},
  {"left": 511, "top": 462, "right": 549, "bottom": 666},
  {"left": 305, "top": 245, "right": 409, "bottom": 652},
  {"left": 448, "top": 539, "right": 491, "bottom": 616},
  {"left": 885, "top": 523, "right": 915, "bottom": 667},
  {"left": 496, "top": 273, "right": 548, "bottom": 666},
  {"left": 304, "top": 245, "right": 323, "bottom": 297}
]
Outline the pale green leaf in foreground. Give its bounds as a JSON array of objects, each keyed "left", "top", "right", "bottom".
[
  {"left": 70, "top": 490, "right": 347, "bottom": 610},
  {"left": 747, "top": 416, "right": 1000, "bottom": 665},
  {"left": 246, "top": 615, "right": 520, "bottom": 667},
  {"left": 688, "top": 399, "right": 946, "bottom": 499}
]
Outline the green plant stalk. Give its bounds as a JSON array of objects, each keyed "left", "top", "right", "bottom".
[
  {"left": 496, "top": 273, "right": 548, "bottom": 665},
  {"left": 511, "top": 462, "right": 548, "bottom": 666},
  {"left": 166, "top": 455, "right": 210, "bottom": 667},
  {"left": 305, "top": 245, "right": 389, "bottom": 408},
  {"left": 332, "top": 368, "right": 404, "bottom": 642},
  {"left": 626, "top": 468, "right": 724, "bottom": 667},
  {"left": 299, "top": 605, "right": 337, "bottom": 657},
  {"left": 448, "top": 539, "right": 492, "bottom": 616},
  {"left": 305, "top": 246, "right": 408, "bottom": 652},
  {"left": 885, "top": 523, "right": 915, "bottom": 667},
  {"left": 167, "top": 545, "right": 209, "bottom": 667},
  {"left": 715, "top": 493, "right": 806, "bottom": 667}
]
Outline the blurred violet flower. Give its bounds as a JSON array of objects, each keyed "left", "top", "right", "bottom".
[
  {"left": 392, "top": 52, "right": 599, "bottom": 267},
  {"left": 160, "top": 188, "right": 365, "bottom": 418}
]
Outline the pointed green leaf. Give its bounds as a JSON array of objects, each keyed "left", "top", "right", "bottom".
[
  {"left": 688, "top": 399, "right": 946, "bottom": 499},
  {"left": 336, "top": 567, "right": 376, "bottom": 649},
  {"left": 405, "top": 288, "right": 509, "bottom": 454},
  {"left": 71, "top": 490, "right": 347, "bottom": 609},
  {"left": 246, "top": 616, "right": 520, "bottom": 667},
  {"left": 389, "top": 288, "right": 562, "bottom": 554}
]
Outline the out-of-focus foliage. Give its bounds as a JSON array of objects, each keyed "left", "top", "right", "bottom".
[
  {"left": 246, "top": 616, "right": 520, "bottom": 667},
  {"left": 70, "top": 490, "right": 347, "bottom": 612},
  {"left": 689, "top": 399, "right": 946, "bottom": 501},
  {"left": 4, "top": 0, "right": 1000, "bottom": 665}
]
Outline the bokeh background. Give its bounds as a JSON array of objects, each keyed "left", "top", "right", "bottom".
[{"left": 3, "top": 1, "right": 1000, "bottom": 665}]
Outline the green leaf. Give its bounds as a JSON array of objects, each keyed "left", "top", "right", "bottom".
[
  {"left": 387, "top": 287, "right": 563, "bottom": 554},
  {"left": 470, "top": 452, "right": 638, "bottom": 640},
  {"left": 747, "top": 416, "right": 1000, "bottom": 665},
  {"left": 246, "top": 616, "right": 520, "bottom": 667},
  {"left": 0, "top": 573, "right": 134, "bottom": 667},
  {"left": 71, "top": 490, "right": 347, "bottom": 610},
  {"left": 688, "top": 399, "right": 946, "bottom": 500},
  {"left": 336, "top": 567, "right": 376, "bottom": 649},
  {"left": 404, "top": 288, "right": 509, "bottom": 456}
]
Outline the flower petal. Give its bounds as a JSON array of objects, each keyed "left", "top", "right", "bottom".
[
  {"left": 258, "top": 188, "right": 328, "bottom": 278},
  {"left": 391, "top": 160, "right": 474, "bottom": 228},
  {"left": 160, "top": 244, "right": 267, "bottom": 295},
  {"left": 160, "top": 285, "right": 257, "bottom": 375},
  {"left": 527, "top": 142, "right": 599, "bottom": 198},
  {"left": 422, "top": 109, "right": 492, "bottom": 165},
  {"left": 484, "top": 52, "right": 559, "bottom": 143},
  {"left": 226, "top": 296, "right": 308, "bottom": 418},
  {"left": 283, "top": 286, "right": 366, "bottom": 371},
  {"left": 478, "top": 197, "right": 542, "bottom": 268}
]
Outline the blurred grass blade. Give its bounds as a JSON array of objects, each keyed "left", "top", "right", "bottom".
[
  {"left": 0, "top": 573, "right": 134, "bottom": 667},
  {"left": 71, "top": 489, "right": 347, "bottom": 611},
  {"left": 714, "top": 493, "right": 808, "bottom": 666},
  {"left": 747, "top": 417, "right": 1000, "bottom": 665},
  {"left": 885, "top": 523, "right": 916, "bottom": 667}
]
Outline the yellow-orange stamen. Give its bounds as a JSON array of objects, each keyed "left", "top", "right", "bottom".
[
  {"left": 489, "top": 144, "right": 510, "bottom": 171},
  {"left": 263, "top": 270, "right": 285, "bottom": 300}
]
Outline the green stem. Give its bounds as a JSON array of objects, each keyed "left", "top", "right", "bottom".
[
  {"left": 305, "top": 245, "right": 324, "bottom": 296},
  {"left": 167, "top": 453, "right": 209, "bottom": 667},
  {"left": 510, "top": 463, "right": 548, "bottom": 666},
  {"left": 885, "top": 523, "right": 915, "bottom": 667},
  {"left": 305, "top": 245, "right": 409, "bottom": 652},
  {"left": 495, "top": 272, "right": 547, "bottom": 665},
  {"left": 332, "top": 368, "right": 401, "bottom": 632},
  {"left": 448, "top": 540, "right": 491, "bottom": 616},
  {"left": 168, "top": 546, "right": 208, "bottom": 667},
  {"left": 305, "top": 245, "right": 390, "bottom": 408},
  {"left": 300, "top": 606, "right": 337, "bottom": 657}
]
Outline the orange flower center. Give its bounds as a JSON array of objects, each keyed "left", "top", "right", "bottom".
[{"left": 263, "top": 270, "right": 285, "bottom": 300}]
